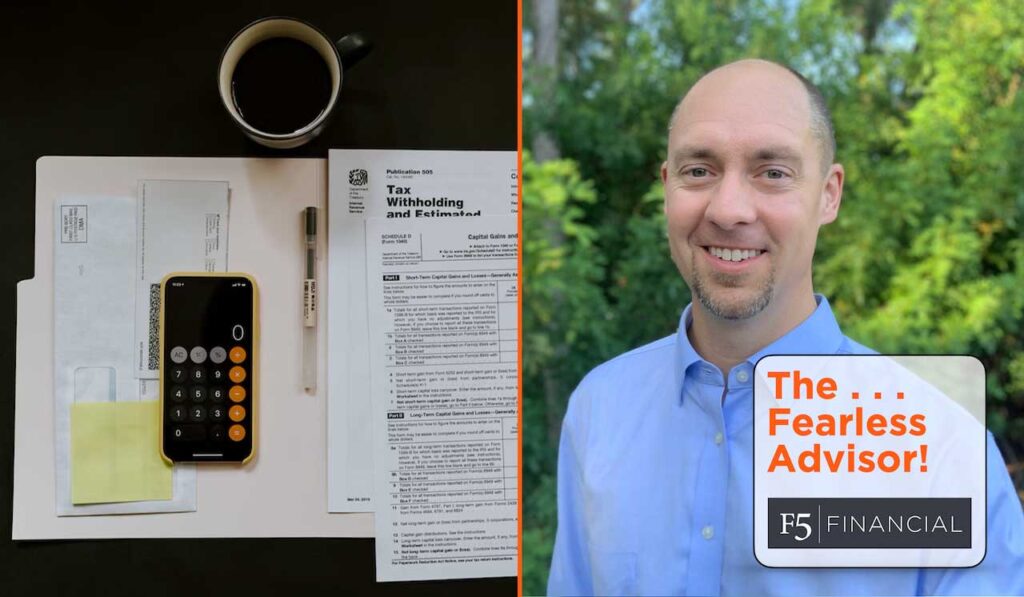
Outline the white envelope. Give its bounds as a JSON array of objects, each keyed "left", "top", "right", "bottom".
[
  {"left": 133, "top": 179, "right": 230, "bottom": 379},
  {"left": 53, "top": 195, "right": 197, "bottom": 516}
]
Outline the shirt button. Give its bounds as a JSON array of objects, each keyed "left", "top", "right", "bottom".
[
  {"left": 702, "top": 525, "right": 714, "bottom": 540},
  {"left": 714, "top": 432, "right": 724, "bottom": 445},
  {"left": 736, "top": 370, "right": 749, "bottom": 383}
]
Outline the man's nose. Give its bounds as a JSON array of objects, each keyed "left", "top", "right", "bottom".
[{"left": 705, "top": 171, "right": 757, "bottom": 229}]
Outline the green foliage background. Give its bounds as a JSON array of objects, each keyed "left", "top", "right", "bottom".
[{"left": 523, "top": 0, "right": 1024, "bottom": 594}]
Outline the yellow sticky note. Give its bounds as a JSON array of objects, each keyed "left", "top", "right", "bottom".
[{"left": 71, "top": 400, "right": 172, "bottom": 504}]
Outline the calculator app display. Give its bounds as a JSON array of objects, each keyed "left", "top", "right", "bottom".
[{"left": 160, "top": 274, "right": 257, "bottom": 463}]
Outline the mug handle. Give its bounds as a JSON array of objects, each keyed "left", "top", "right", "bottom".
[{"left": 336, "top": 33, "right": 373, "bottom": 70}]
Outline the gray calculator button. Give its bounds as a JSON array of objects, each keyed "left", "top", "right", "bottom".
[
  {"left": 170, "top": 346, "right": 188, "bottom": 364},
  {"left": 174, "top": 424, "right": 205, "bottom": 441},
  {"left": 209, "top": 346, "right": 227, "bottom": 364},
  {"left": 170, "top": 366, "right": 187, "bottom": 383},
  {"left": 169, "top": 405, "right": 187, "bottom": 422},
  {"left": 190, "top": 346, "right": 208, "bottom": 364},
  {"left": 189, "top": 405, "right": 207, "bottom": 422},
  {"left": 169, "top": 385, "right": 186, "bottom": 403}
]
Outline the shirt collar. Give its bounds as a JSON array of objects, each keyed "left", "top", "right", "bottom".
[{"left": 673, "top": 294, "right": 845, "bottom": 401}]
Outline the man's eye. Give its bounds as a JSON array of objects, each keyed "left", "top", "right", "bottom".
[
  {"left": 685, "top": 167, "right": 709, "bottom": 178},
  {"left": 764, "top": 169, "right": 786, "bottom": 180}
]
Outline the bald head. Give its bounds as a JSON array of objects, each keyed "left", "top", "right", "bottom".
[{"left": 669, "top": 59, "right": 836, "bottom": 171}]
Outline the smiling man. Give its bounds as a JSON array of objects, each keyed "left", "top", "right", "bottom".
[
  {"left": 662, "top": 59, "right": 842, "bottom": 371},
  {"left": 546, "top": 59, "right": 1024, "bottom": 596}
]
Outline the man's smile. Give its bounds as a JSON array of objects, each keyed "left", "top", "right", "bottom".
[{"left": 699, "top": 244, "right": 767, "bottom": 272}]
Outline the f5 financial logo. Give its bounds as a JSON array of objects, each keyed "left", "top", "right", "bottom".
[
  {"left": 778, "top": 511, "right": 813, "bottom": 542},
  {"left": 769, "top": 498, "right": 971, "bottom": 548}
]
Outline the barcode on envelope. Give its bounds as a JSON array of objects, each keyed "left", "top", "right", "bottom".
[{"left": 147, "top": 283, "right": 160, "bottom": 371}]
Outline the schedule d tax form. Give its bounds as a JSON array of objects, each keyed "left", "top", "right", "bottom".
[
  {"left": 327, "top": 149, "right": 517, "bottom": 512},
  {"left": 366, "top": 216, "right": 518, "bottom": 581}
]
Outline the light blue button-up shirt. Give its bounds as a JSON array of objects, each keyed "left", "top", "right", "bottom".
[{"left": 548, "top": 296, "right": 1024, "bottom": 596}]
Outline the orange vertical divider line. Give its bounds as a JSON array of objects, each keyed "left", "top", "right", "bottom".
[{"left": 516, "top": 0, "right": 524, "bottom": 594}]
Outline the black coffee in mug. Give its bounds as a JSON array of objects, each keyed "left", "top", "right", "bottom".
[
  {"left": 231, "top": 37, "right": 333, "bottom": 135},
  {"left": 219, "top": 17, "right": 371, "bottom": 148}
]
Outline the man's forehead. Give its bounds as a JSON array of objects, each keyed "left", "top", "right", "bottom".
[
  {"left": 669, "top": 121, "right": 808, "bottom": 163},
  {"left": 671, "top": 60, "right": 812, "bottom": 143}
]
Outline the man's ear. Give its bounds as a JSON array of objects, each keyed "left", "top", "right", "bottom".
[
  {"left": 819, "top": 163, "right": 844, "bottom": 225},
  {"left": 661, "top": 161, "right": 669, "bottom": 214}
]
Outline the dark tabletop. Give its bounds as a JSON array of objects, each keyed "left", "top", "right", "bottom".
[{"left": 0, "top": 1, "right": 517, "bottom": 594}]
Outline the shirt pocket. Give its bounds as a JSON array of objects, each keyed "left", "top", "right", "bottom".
[{"left": 589, "top": 549, "right": 637, "bottom": 596}]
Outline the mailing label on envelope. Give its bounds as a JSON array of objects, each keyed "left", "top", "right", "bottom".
[{"left": 134, "top": 180, "right": 229, "bottom": 378}]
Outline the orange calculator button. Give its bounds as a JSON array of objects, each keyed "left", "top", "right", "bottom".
[
  {"left": 229, "top": 366, "right": 246, "bottom": 383},
  {"left": 228, "top": 424, "right": 246, "bottom": 442},
  {"left": 229, "top": 346, "right": 247, "bottom": 363},
  {"left": 229, "top": 405, "right": 246, "bottom": 422},
  {"left": 229, "top": 385, "right": 246, "bottom": 402}
]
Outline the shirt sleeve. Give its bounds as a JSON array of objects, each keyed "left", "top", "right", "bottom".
[
  {"left": 547, "top": 403, "right": 593, "bottom": 596},
  {"left": 918, "top": 433, "right": 1024, "bottom": 595}
]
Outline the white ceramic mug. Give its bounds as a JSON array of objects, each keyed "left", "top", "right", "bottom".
[{"left": 218, "top": 17, "right": 371, "bottom": 149}]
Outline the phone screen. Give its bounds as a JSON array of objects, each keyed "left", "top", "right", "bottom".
[{"left": 161, "top": 275, "right": 255, "bottom": 462}]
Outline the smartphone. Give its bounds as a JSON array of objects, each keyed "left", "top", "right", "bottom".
[{"left": 159, "top": 273, "right": 258, "bottom": 464}]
